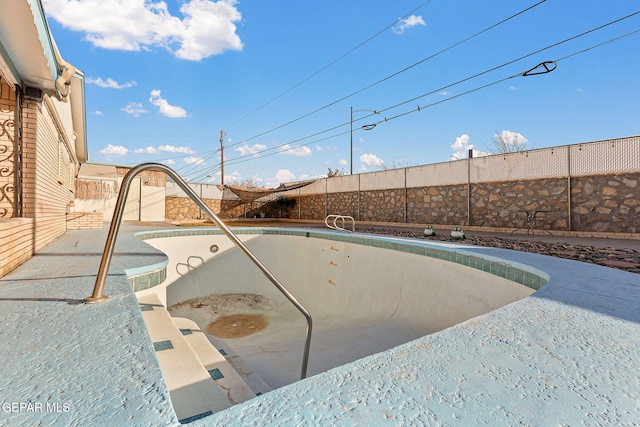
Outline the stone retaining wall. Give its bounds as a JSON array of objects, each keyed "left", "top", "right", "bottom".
[
  {"left": 267, "top": 173, "right": 639, "bottom": 233},
  {"left": 165, "top": 197, "right": 221, "bottom": 221},
  {"left": 163, "top": 172, "right": 640, "bottom": 233},
  {"left": 571, "top": 174, "right": 639, "bottom": 233}
]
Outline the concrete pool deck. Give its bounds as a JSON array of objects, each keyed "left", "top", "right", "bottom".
[{"left": 0, "top": 222, "right": 639, "bottom": 425}]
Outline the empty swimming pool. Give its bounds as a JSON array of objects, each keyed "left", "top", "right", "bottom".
[{"left": 135, "top": 228, "right": 547, "bottom": 390}]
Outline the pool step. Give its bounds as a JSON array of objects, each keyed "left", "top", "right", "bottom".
[
  {"left": 137, "top": 294, "right": 256, "bottom": 422},
  {"left": 203, "top": 333, "right": 272, "bottom": 396},
  {"left": 171, "top": 316, "right": 260, "bottom": 404}
]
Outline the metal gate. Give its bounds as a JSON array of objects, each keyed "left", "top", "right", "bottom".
[{"left": 122, "top": 177, "right": 141, "bottom": 221}]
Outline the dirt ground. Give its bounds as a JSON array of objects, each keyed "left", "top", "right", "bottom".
[{"left": 206, "top": 314, "right": 269, "bottom": 338}]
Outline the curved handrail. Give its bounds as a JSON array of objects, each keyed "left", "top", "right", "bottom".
[
  {"left": 84, "top": 163, "right": 313, "bottom": 380},
  {"left": 325, "top": 214, "right": 355, "bottom": 232}
]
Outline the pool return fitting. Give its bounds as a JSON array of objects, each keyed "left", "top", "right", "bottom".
[{"left": 84, "top": 163, "right": 313, "bottom": 380}]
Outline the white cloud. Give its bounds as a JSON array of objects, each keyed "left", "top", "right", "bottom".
[
  {"left": 235, "top": 143, "right": 267, "bottom": 157},
  {"left": 100, "top": 144, "right": 128, "bottom": 160},
  {"left": 439, "top": 91, "right": 450, "bottom": 96},
  {"left": 276, "top": 169, "right": 296, "bottom": 184},
  {"left": 122, "top": 102, "right": 147, "bottom": 117},
  {"left": 393, "top": 15, "right": 426, "bottom": 34},
  {"left": 158, "top": 145, "right": 195, "bottom": 154},
  {"left": 279, "top": 144, "right": 311, "bottom": 156},
  {"left": 265, "top": 169, "right": 296, "bottom": 187},
  {"left": 315, "top": 146, "right": 324, "bottom": 152},
  {"left": 86, "top": 77, "right": 136, "bottom": 89},
  {"left": 360, "top": 153, "right": 384, "bottom": 167},
  {"left": 42, "top": 0, "right": 243, "bottom": 61},
  {"left": 224, "top": 170, "right": 243, "bottom": 182},
  {"left": 339, "top": 159, "right": 347, "bottom": 166},
  {"left": 185, "top": 156, "right": 205, "bottom": 165},
  {"left": 94, "top": 110, "right": 103, "bottom": 115},
  {"left": 134, "top": 146, "right": 158, "bottom": 154},
  {"left": 163, "top": 159, "right": 176, "bottom": 165},
  {"left": 491, "top": 130, "right": 528, "bottom": 153},
  {"left": 495, "top": 130, "right": 528, "bottom": 144},
  {"left": 451, "top": 134, "right": 472, "bottom": 159},
  {"left": 149, "top": 90, "right": 188, "bottom": 118}
]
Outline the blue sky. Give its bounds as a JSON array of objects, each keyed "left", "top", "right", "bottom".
[{"left": 43, "top": 0, "right": 640, "bottom": 187}]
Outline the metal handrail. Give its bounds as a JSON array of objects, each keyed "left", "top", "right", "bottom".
[
  {"left": 84, "top": 163, "right": 313, "bottom": 380},
  {"left": 325, "top": 214, "right": 355, "bottom": 232}
]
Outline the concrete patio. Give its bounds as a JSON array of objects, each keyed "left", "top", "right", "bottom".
[{"left": 0, "top": 222, "right": 638, "bottom": 426}]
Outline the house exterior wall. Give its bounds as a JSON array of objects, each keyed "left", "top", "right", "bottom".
[{"left": 1, "top": 88, "right": 78, "bottom": 277}]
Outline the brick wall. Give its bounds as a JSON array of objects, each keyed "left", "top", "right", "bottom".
[
  {"left": 1, "top": 90, "right": 78, "bottom": 277},
  {"left": 66, "top": 212, "right": 104, "bottom": 229}
]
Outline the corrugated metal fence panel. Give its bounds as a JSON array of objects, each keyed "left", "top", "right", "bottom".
[
  {"left": 360, "top": 169, "right": 406, "bottom": 191},
  {"left": 327, "top": 174, "right": 359, "bottom": 193},
  {"left": 569, "top": 136, "right": 640, "bottom": 177},
  {"left": 165, "top": 182, "right": 223, "bottom": 199},
  {"left": 471, "top": 147, "right": 569, "bottom": 183},
  {"left": 165, "top": 182, "right": 184, "bottom": 197},
  {"left": 201, "top": 184, "right": 223, "bottom": 199},
  {"left": 406, "top": 161, "right": 468, "bottom": 187},
  {"left": 298, "top": 179, "right": 327, "bottom": 195}
]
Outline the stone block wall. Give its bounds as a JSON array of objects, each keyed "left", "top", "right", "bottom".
[
  {"left": 327, "top": 192, "right": 358, "bottom": 220},
  {"left": 407, "top": 184, "right": 468, "bottom": 225},
  {"left": 571, "top": 173, "right": 639, "bottom": 233},
  {"left": 161, "top": 170, "right": 639, "bottom": 234},
  {"left": 470, "top": 178, "right": 568, "bottom": 229},
  {"left": 165, "top": 197, "right": 221, "bottom": 221},
  {"left": 282, "top": 172, "right": 639, "bottom": 233}
]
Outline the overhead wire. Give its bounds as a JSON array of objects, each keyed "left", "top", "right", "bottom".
[
  {"left": 135, "top": 0, "right": 549, "bottom": 172},
  {"left": 236, "top": 1, "right": 432, "bottom": 122},
  {"left": 227, "top": 0, "right": 549, "bottom": 149},
  {"left": 186, "top": 24, "right": 640, "bottom": 182}
]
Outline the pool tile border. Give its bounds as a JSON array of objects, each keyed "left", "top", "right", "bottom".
[
  {"left": 135, "top": 228, "right": 549, "bottom": 291},
  {"left": 153, "top": 340, "right": 174, "bottom": 352}
]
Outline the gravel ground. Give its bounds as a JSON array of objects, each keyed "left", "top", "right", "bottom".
[
  {"left": 186, "top": 220, "right": 640, "bottom": 274},
  {"left": 357, "top": 227, "right": 640, "bottom": 274}
]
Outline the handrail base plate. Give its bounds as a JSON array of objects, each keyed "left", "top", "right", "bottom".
[{"left": 84, "top": 295, "right": 109, "bottom": 304}]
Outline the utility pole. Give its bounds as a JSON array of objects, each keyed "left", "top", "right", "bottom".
[{"left": 220, "top": 129, "right": 225, "bottom": 185}]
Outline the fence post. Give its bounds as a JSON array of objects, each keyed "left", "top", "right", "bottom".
[
  {"left": 467, "top": 149, "right": 472, "bottom": 226},
  {"left": 567, "top": 145, "right": 572, "bottom": 231}
]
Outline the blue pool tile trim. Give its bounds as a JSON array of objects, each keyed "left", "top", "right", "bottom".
[
  {"left": 180, "top": 329, "right": 193, "bottom": 335},
  {"left": 218, "top": 349, "right": 227, "bottom": 356},
  {"left": 139, "top": 304, "right": 154, "bottom": 311},
  {"left": 153, "top": 340, "right": 173, "bottom": 352},
  {"left": 127, "top": 260, "right": 168, "bottom": 292},
  {"left": 208, "top": 368, "right": 224, "bottom": 380},
  {"left": 179, "top": 411, "right": 213, "bottom": 424},
  {"left": 135, "top": 227, "right": 549, "bottom": 291}
]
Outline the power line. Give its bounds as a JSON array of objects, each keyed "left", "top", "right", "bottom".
[
  {"left": 236, "top": 1, "right": 432, "bottom": 122},
  {"left": 189, "top": 25, "right": 640, "bottom": 180},
  {"left": 228, "top": 0, "right": 549, "bottom": 149}
]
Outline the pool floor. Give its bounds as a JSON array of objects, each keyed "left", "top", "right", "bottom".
[{"left": 168, "top": 297, "right": 422, "bottom": 389}]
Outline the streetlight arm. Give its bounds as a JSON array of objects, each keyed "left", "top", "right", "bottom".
[{"left": 350, "top": 107, "right": 379, "bottom": 175}]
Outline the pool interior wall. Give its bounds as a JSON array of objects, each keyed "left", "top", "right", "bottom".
[{"left": 135, "top": 228, "right": 545, "bottom": 390}]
